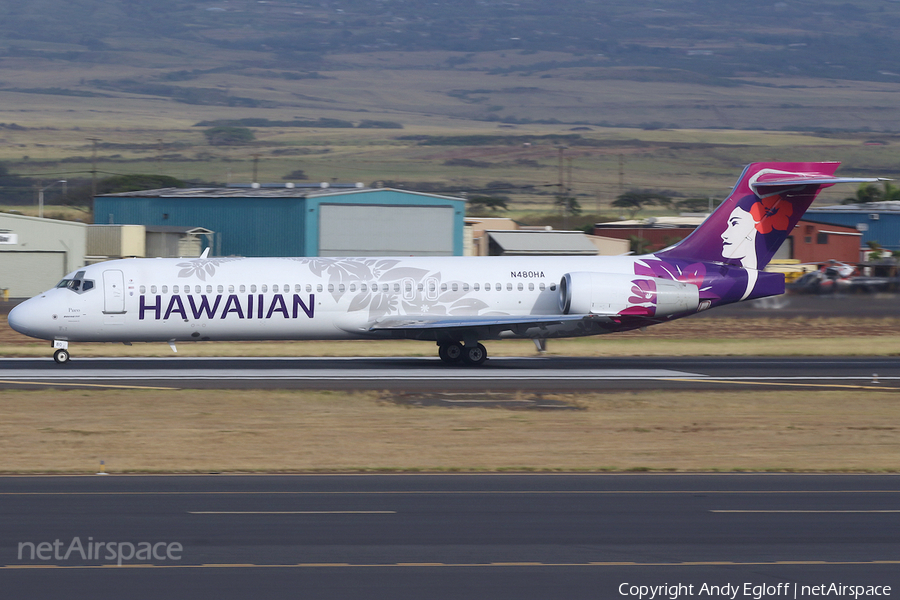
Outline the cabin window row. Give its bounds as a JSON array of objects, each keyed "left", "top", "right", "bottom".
[{"left": 138, "top": 282, "right": 558, "bottom": 294}]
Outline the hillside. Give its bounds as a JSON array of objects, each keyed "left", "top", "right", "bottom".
[{"left": 1, "top": 0, "right": 899, "bottom": 210}]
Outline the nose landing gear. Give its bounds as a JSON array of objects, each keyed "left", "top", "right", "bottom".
[
  {"left": 52, "top": 340, "right": 70, "bottom": 364},
  {"left": 437, "top": 341, "right": 488, "bottom": 366}
]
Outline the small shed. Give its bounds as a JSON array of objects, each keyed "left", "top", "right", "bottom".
[
  {"left": 486, "top": 230, "right": 600, "bottom": 256},
  {"left": 145, "top": 226, "right": 213, "bottom": 258}
]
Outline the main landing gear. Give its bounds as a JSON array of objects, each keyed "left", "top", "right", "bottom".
[{"left": 437, "top": 341, "right": 488, "bottom": 366}]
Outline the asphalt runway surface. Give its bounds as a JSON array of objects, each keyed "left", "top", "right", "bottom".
[
  {"left": 1, "top": 355, "right": 898, "bottom": 392},
  {"left": 2, "top": 474, "right": 897, "bottom": 599}
]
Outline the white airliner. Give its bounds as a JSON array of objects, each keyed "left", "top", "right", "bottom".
[{"left": 8, "top": 162, "right": 881, "bottom": 365}]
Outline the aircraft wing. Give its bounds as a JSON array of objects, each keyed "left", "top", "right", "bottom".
[{"left": 369, "top": 313, "right": 607, "bottom": 337}]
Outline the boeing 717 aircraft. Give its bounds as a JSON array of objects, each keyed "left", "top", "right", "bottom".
[{"left": 8, "top": 162, "right": 881, "bottom": 365}]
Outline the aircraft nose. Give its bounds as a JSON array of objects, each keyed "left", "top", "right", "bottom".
[{"left": 8, "top": 299, "right": 50, "bottom": 339}]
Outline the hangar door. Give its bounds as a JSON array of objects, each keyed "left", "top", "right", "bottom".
[
  {"left": 319, "top": 204, "right": 454, "bottom": 256},
  {"left": 0, "top": 251, "right": 66, "bottom": 298}
]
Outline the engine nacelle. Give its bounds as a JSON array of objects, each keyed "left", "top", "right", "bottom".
[{"left": 558, "top": 272, "right": 700, "bottom": 318}]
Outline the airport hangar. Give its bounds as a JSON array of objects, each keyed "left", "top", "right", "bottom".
[
  {"left": 93, "top": 184, "right": 466, "bottom": 258},
  {"left": 0, "top": 212, "right": 86, "bottom": 299}
]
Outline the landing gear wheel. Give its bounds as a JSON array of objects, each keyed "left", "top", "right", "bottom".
[
  {"left": 438, "top": 341, "right": 463, "bottom": 364},
  {"left": 53, "top": 349, "right": 70, "bottom": 364},
  {"left": 461, "top": 343, "right": 487, "bottom": 366}
]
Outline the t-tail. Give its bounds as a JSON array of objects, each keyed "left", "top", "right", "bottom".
[{"left": 657, "top": 162, "right": 881, "bottom": 270}]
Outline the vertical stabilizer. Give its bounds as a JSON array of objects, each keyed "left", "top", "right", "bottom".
[{"left": 657, "top": 162, "right": 876, "bottom": 270}]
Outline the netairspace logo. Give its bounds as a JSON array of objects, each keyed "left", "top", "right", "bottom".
[
  {"left": 618, "top": 582, "right": 892, "bottom": 600},
  {"left": 18, "top": 537, "right": 182, "bottom": 566}
]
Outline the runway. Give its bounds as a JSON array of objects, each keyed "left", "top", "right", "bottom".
[
  {"left": 1, "top": 355, "right": 898, "bottom": 391},
  {"left": 1, "top": 473, "right": 897, "bottom": 599}
]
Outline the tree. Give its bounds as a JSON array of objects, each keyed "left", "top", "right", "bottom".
[
  {"left": 467, "top": 195, "right": 509, "bottom": 213},
  {"left": 842, "top": 181, "right": 900, "bottom": 204},
  {"left": 282, "top": 169, "right": 308, "bottom": 181},
  {"left": 204, "top": 126, "right": 255, "bottom": 146},
  {"left": 553, "top": 195, "right": 581, "bottom": 216},
  {"left": 612, "top": 191, "right": 670, "bottom": 219}
]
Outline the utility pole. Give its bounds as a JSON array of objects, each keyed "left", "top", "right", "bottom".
[
  {"left": 556, "top": 145, "right": 568, "bottom": 228},
  {"left": 87, "top": 137, "right": 100, "bottom": 213},
  {"left": 37, "top": 179, "right": 67, "bottom": 218}
]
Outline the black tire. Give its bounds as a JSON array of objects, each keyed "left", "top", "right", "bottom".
[
  {"left": 53, "top": 349, "right": 70, "bottom": 364},
  {"left": 438, "top": 341, "right": 464, "bottom": 364},
  {"left": 461, "top": 343, "right": 487, "bottom": 366}
]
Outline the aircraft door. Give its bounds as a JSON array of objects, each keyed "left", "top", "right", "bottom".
[{"left": 103, "top": 269, "right": 126, "bottom": 314}]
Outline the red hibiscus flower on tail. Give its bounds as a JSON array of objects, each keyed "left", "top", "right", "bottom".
[{"left": 750, "top": 196, "right": 793, "bottom": 234}]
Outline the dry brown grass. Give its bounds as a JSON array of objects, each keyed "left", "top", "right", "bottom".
[{"left": 0, "top": 388, "right": 897, "bottom": 474}]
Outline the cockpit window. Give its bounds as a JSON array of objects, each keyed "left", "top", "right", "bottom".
[{"left": 56, "top": 271, "right": 95, "bottom": 295}]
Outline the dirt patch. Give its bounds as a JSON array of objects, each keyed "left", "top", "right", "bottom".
[{"left": 388, "top": 392, "right": 584, "bottom": 410}]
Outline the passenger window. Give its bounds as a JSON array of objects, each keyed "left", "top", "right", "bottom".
[
  {"left": 485, "top": 283, "right": 491, "bottom": 291},
  {"left": 528, "top": 283, "right": 534, "bottom": 291},
  {"left": 151, "top": 285, "right": 157, "bottom": 294},
  {"left": 393, "top": 283, "right": 400, "bottom": 292},
  {"left": 327, "top": 284, "right": 334, "bottom": 292},
  {"left": 173, "top": 285, "right": 179, "bottom": 294},
  {"left": 539, "top": 283, "right": 546, "bottom": 291},
  {"left": 140, "top": 285, "right": 146, "bottom": 294},
  {"left": 273, "top": 285, "right": 279, "bottom": 293},
  {"left": 295, "top": 284, "right": 301, "bottom": 293},
  {"left": 361, "top": 283, "right": 368, "bottom": 292},
  {"left": 306, "top": 284, "right": 312, "bottom": 293},
  {"left": 206, "top": 285, "right": 213, "bottom": 294},
  {"left": 451, "top": 283, "right": 458, "bottom": 292},
  {"left": 317, "top": 284, "right": 323, "bottom": 292},
  {"left": 339, "top": 284, "right": 345, "bottom": 292},
  {"left": 507, "top": 283, "right": 513, "bottom": 291},
  {"left": 228, "top": 285, "right": 234, "bottom": 293},
  {"left": 240, "top": 285, "right": 246, "bottom": 293},
  {"left": 350, "top": 284, "right": 357, "bottom": 292},
  {"left": 261, "top": 284, "right": 268, "bottom": 293},
  {"left": 217, "top": 285, "right": 224, "bottom": 293},
  {"left": 161, "top": 285, "right": 168, "bottom": 294},
  {"left": 473, "top": 283, "right": 480, "bottom": 291},
  {"left": 550, "top": 284, "right": 557, "bottom": 291},
  {"left": 250, "top": 285, "right": 257, "bottom": 293}
]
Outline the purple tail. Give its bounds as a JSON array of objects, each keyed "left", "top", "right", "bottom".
[{"left": 657, "top": 162, "right": 876, "bottom": 270}]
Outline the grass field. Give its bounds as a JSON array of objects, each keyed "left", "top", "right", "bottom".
[
  {"left": 0, "top": 388, "right": 897, "bottom": 474},
  {"left": 2, "top": 312, "right": 899, "bottom": 474}
]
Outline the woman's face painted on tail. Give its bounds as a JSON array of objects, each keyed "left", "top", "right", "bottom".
[{"left": 721, "top": 206, "right": 758, "bottom": 268}]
